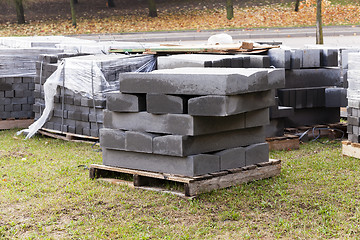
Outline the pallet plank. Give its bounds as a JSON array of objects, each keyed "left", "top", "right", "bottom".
[
  {"left": 186, "top": 163, "right": 281, "bottom": 196},
  {"left": 342, "top": 140, "right": 360, "bottom": 159},
  {"left": 0, "top": 119, "right": 34, "bottom": 130}
]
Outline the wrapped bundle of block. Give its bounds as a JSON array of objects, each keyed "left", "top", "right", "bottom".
[
  {"left": 31, "top": 53, "right": 156, "bottom": 138},
  {"left": 100, "top": 67, "right": 285, "bottom": 177},
  {"left": 0, "top": 76, "right": 35, "bottom": 120},
  {"left": 268, "top": 47, "right": 346, "bottom": 128},
  {"left": 346, "top": 53, "right": 360, "bottom": 143}
]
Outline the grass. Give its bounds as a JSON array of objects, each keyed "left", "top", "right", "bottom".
[{"left": 1, "top": 129, "right": 360, "bottom": 239}]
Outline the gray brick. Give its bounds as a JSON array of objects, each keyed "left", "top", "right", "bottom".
[
  {"left": 284, "top": 68, "right": 342, "bottom": 88},
  {"left": 215, "top": 147, "right": 246, "bottom": 170},
  {"left": 245, "top": 142, "right": 269, "bottom": 166},
  {"left": 125, "top": 131, "right": 158, "bottom": 153},
  {"left": 188, "top": 90, "right": 275, "bottom": 116},
  {"left": 302, "top": 49, "right": 320, "bottom": 68},
  {"left": 268, "top": 48, "right": 291, "bottom": 69},
  {"left": 147, "top": 94, "right": 187, "bottom": 114},
  {"left": 153, "top": 126, "right": 265, "bottom": 157},
  {"left": 102, "top": 148, "right": 220, "bottom": 177},
  {"left": 100, "top": 128, "right": 126, "bottom": 150},
  {"left": 106, "top": 92, "right": 146, "bottom": 112}
]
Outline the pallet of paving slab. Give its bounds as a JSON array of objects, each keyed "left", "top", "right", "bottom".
[
  {"left": 89, "top": 159, "right": 281, "bottom": 198},
  {"left": 38, "top": 128, "right": 99, "bottom": 144},
  {"left": 266, "top": 134, "right": 299, "bottom": 151},
  {"left": 342, "top": 140, "right": 360, "bottom": 159},
  {"left": 0, "top": 118, "right": 34, "bottom": 130}
]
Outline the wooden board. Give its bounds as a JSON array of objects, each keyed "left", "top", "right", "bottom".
[
  {"left": 342, "top": 140, "right": 360, "bottom": 159},
  {"left": 266, "top": 135, "right": 299, "bottom": 151},
  {"left": 0, "top": 119, "right": 34, "bottom": 130},
  {"left": 89, "top": 159, "right": 281, "bottom": 198},
  {"left": 109, "top": 43, "right": 279, "bottom": 55},
  {"left": 38, "top": 128, "right": 99, "bottom": 144}
]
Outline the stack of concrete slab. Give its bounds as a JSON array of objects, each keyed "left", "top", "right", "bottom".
[
  {"left": 346, "top": 53, "right": 360, "bottom": 143},
  {"left": 268, "top": 47, "right": 346, "bottom": 127},
  {"left": 0, "top": 76, "right": 35, "bottom": 120},
  {"left": 100, "top": 67, "right": 285, "bottom": 177},
  {"left": 34, "top": 53, "right": 155, "bottom": 137}
]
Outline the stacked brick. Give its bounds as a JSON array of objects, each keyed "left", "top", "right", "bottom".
[
  {"left": 346, "top": 53, "right": 360, "bottom": 143},
  {"left": 0, "top": 76, "right": 35, "bottom": 120},
  {"left": 34, "top": 54, "right": 155, "bottom": 137},
  {"left": 100, "top": 68, "right": 285, "bottom": 177},
  {"left": 268, "top": 47, "right": 346, "bottom": 128}
]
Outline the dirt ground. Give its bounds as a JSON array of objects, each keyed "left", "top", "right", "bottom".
[{"left": 0, "top": 0, "right": 293, "bottom": 24}]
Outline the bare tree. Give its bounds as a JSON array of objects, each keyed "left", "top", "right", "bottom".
[
  {"left": 294, "top": 0, "right": 300, "bottom": 11},
  {"left": 316, "top": 0, "right": 323, "bottom": 44},
  {"left": 226, "top": 0, "right": 234, "bottom": 20},
  {"left": 70, "top": 0, "right": 77, "bottom": 27},
  {"left": 14, "top": 0, "right": 25, "bottom": 24},
  {"left": 148, "top": 0, "right": 157, "bottom": 17}
]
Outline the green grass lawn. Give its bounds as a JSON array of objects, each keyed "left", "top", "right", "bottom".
[{"left": 0, "top": 129, "right": 359, "bottom": 239}]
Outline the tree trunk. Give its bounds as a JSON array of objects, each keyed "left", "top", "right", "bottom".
[
  {"left": 316, "top": 0, "right": 323, "bottom": 44},
  {"left": 107, "top": 0, "right": 115, "bottom": 8},
  {"left": 70, "top": 0, "right": 77, "bottom": 27},
  {"left": 294, "top": 0, "right": 300, "bottom": 12},
  {"left": 14, "top": 0, "right": 25, "bottom": 24},
  {"left": 148, "top": 0, "right": 157, "bottom": 17},
  {"left": 226, "top": 0, "right": 234, "bottom": 20}
]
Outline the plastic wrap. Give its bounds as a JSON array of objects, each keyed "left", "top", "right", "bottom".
[{"left": 19, "top": 54, "right": 156, "bottom": 139}]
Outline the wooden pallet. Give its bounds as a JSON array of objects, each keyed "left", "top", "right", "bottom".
[
  {"left": 342, "top": 141, "right": 360, "bottom": 159},
  {"left": 266, "top": 134, "right": 299, "bottom": 151},
  {"left": 89, "top": 159, "right": 281, "bottom": 198},
  {"left": 38, "top": 128, "right": 99, "bottom": 144},
  {"left": 0, "top": 118, "right": 34, "bottom": 130}
]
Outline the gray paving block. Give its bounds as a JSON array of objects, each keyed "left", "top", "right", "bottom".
[
  {"left": 245, "top": 142, "right": 269, "bottom": 166},
  {"left": 119, "top": 68, "right": 271, "bottom": 95},
  {"left": 302, "top": 49, "right": 320, "bottom": 68},
  {"left": 102, "top": 148, "right": 220, "bottom": 177},
  {"left": 268, "top": 48, "right": 291, "bottom": 69},
  {"left": 348, "top": 134, "right": 360, "bottom": 143},
  {"left": 284, "top": 68, "right": 342, "bottom": 88},
  {"left": 320, "top": 49, "right": 338, "bottom": 67},
  {"left": 153, "top": 126, "right": 265, "bottom": 157},
  {"left": 245, "top": 108, "right": 269, "bottom": 128},
  {"left": 215, "top": 147, "right": 246, "bottom": 170},
  {"left": 106, "top": 92, "right": 146, "bottom": 113},
  {"left": 147, "top": 94, "right": 188, "bottom": 114},
  {"left": 104, "top": 110, "right": 249, "bottom": 136},
  {"left": 248, "top": 55, "right": 270, "bottom": 68},
  {"left": 188, "top": 90, "right": 275, "bottom": 116},
  {"left": 125, "top": 131, "right": 159, "bottom": 153},
  {"left": 270, "top": 106, "right": 294, "bottom": 119},
  {"left": 99, "top": 128, "right": 126, "bottom": 150},
  {"left": 268, "top": 68, "right": 286, "bottom": 89},
  {"left": 285, "top": 107, "right": 340, "bottom": 127},
  {"left": 265, "top": 118, "right": 285, "bottom": 138},
  {"left": 290, "top": 49, "right": 303, "bottom": 69},
  {"left": 325, "top": 88, "right": 347, "bottom": 107}
]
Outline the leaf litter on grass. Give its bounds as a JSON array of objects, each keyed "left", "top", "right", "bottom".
[{"left": 1, "top": 1, "right": 360, "bottom": 36}]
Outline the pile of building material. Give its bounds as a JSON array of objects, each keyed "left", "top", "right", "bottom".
[
  {"left": 268, "top": 47, "right": 346, "bottom": 128},
  {"left": 100, "top": 67, "right": 284, "bottom": 177},
  {"left": 33, "top": 53, "right": 156, "bottom": 138}
]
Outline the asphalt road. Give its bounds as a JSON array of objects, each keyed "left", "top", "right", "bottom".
[{"left": 74, "top": 25, "right": 360, "bottom": 48}]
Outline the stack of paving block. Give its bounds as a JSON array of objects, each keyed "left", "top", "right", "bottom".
[
  {"left": 268, "top": 47, "right": 346, "bottom": 128},
  {"left": 34, "top": 53, "right": 155, "bottom": 137},
  {"left": 346, "top": 53, "right": 360, "bottom": 143},
  {"left": 0, "top": 76, "right": 35, "bottom": 120},
  {"left": 100, "top": 67, "right": 285, "bottom": 177}
]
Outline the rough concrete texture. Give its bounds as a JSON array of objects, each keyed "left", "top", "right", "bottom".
[
  {"left": 284, "top": 68, "right": 342, "bottom": 88},
  {"left": 106, "top": 92, "right": 146, "bottom": 112},
  {"left": 125, "top": 131, "right": 159, "bottom": 153},
  {"left": 268, "top": 48, "right": 291, "bottom": 69},
  {"left": 152, "top": 126, "right": 265, "bottom": 157},
  {"left": 99, "top": 128, "right": 126, "bottom": 150},
  {"left": 102, "top": 148, "right": 220, "bottom": 177},
  {"left": 215, "top": 147, "right": 246, "bottom": 170},
  {"left": 187, "top": 90, "right": 275, "bottom": 116},
  {"left": 302, "top": 49, "right": 320, "bottom": 68},
  {"left": 245, "top": 142, "right": 269, "bottom": 166},
  {"left": 119, "top": 68, "right": 281, "bottom": 95},
  {"left": 103, "top": 109, "right": 269, "bottom": 136},
  {"left": 147, "top": 94, "right": 188, "bottom": 114}
]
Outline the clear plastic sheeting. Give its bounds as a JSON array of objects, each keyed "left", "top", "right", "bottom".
[
  {"left": 0, "top": 48, "right": 64, "bottom": 76},
  {"left": 18, "top": 54, "right": 156, "bottom": 139}
]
